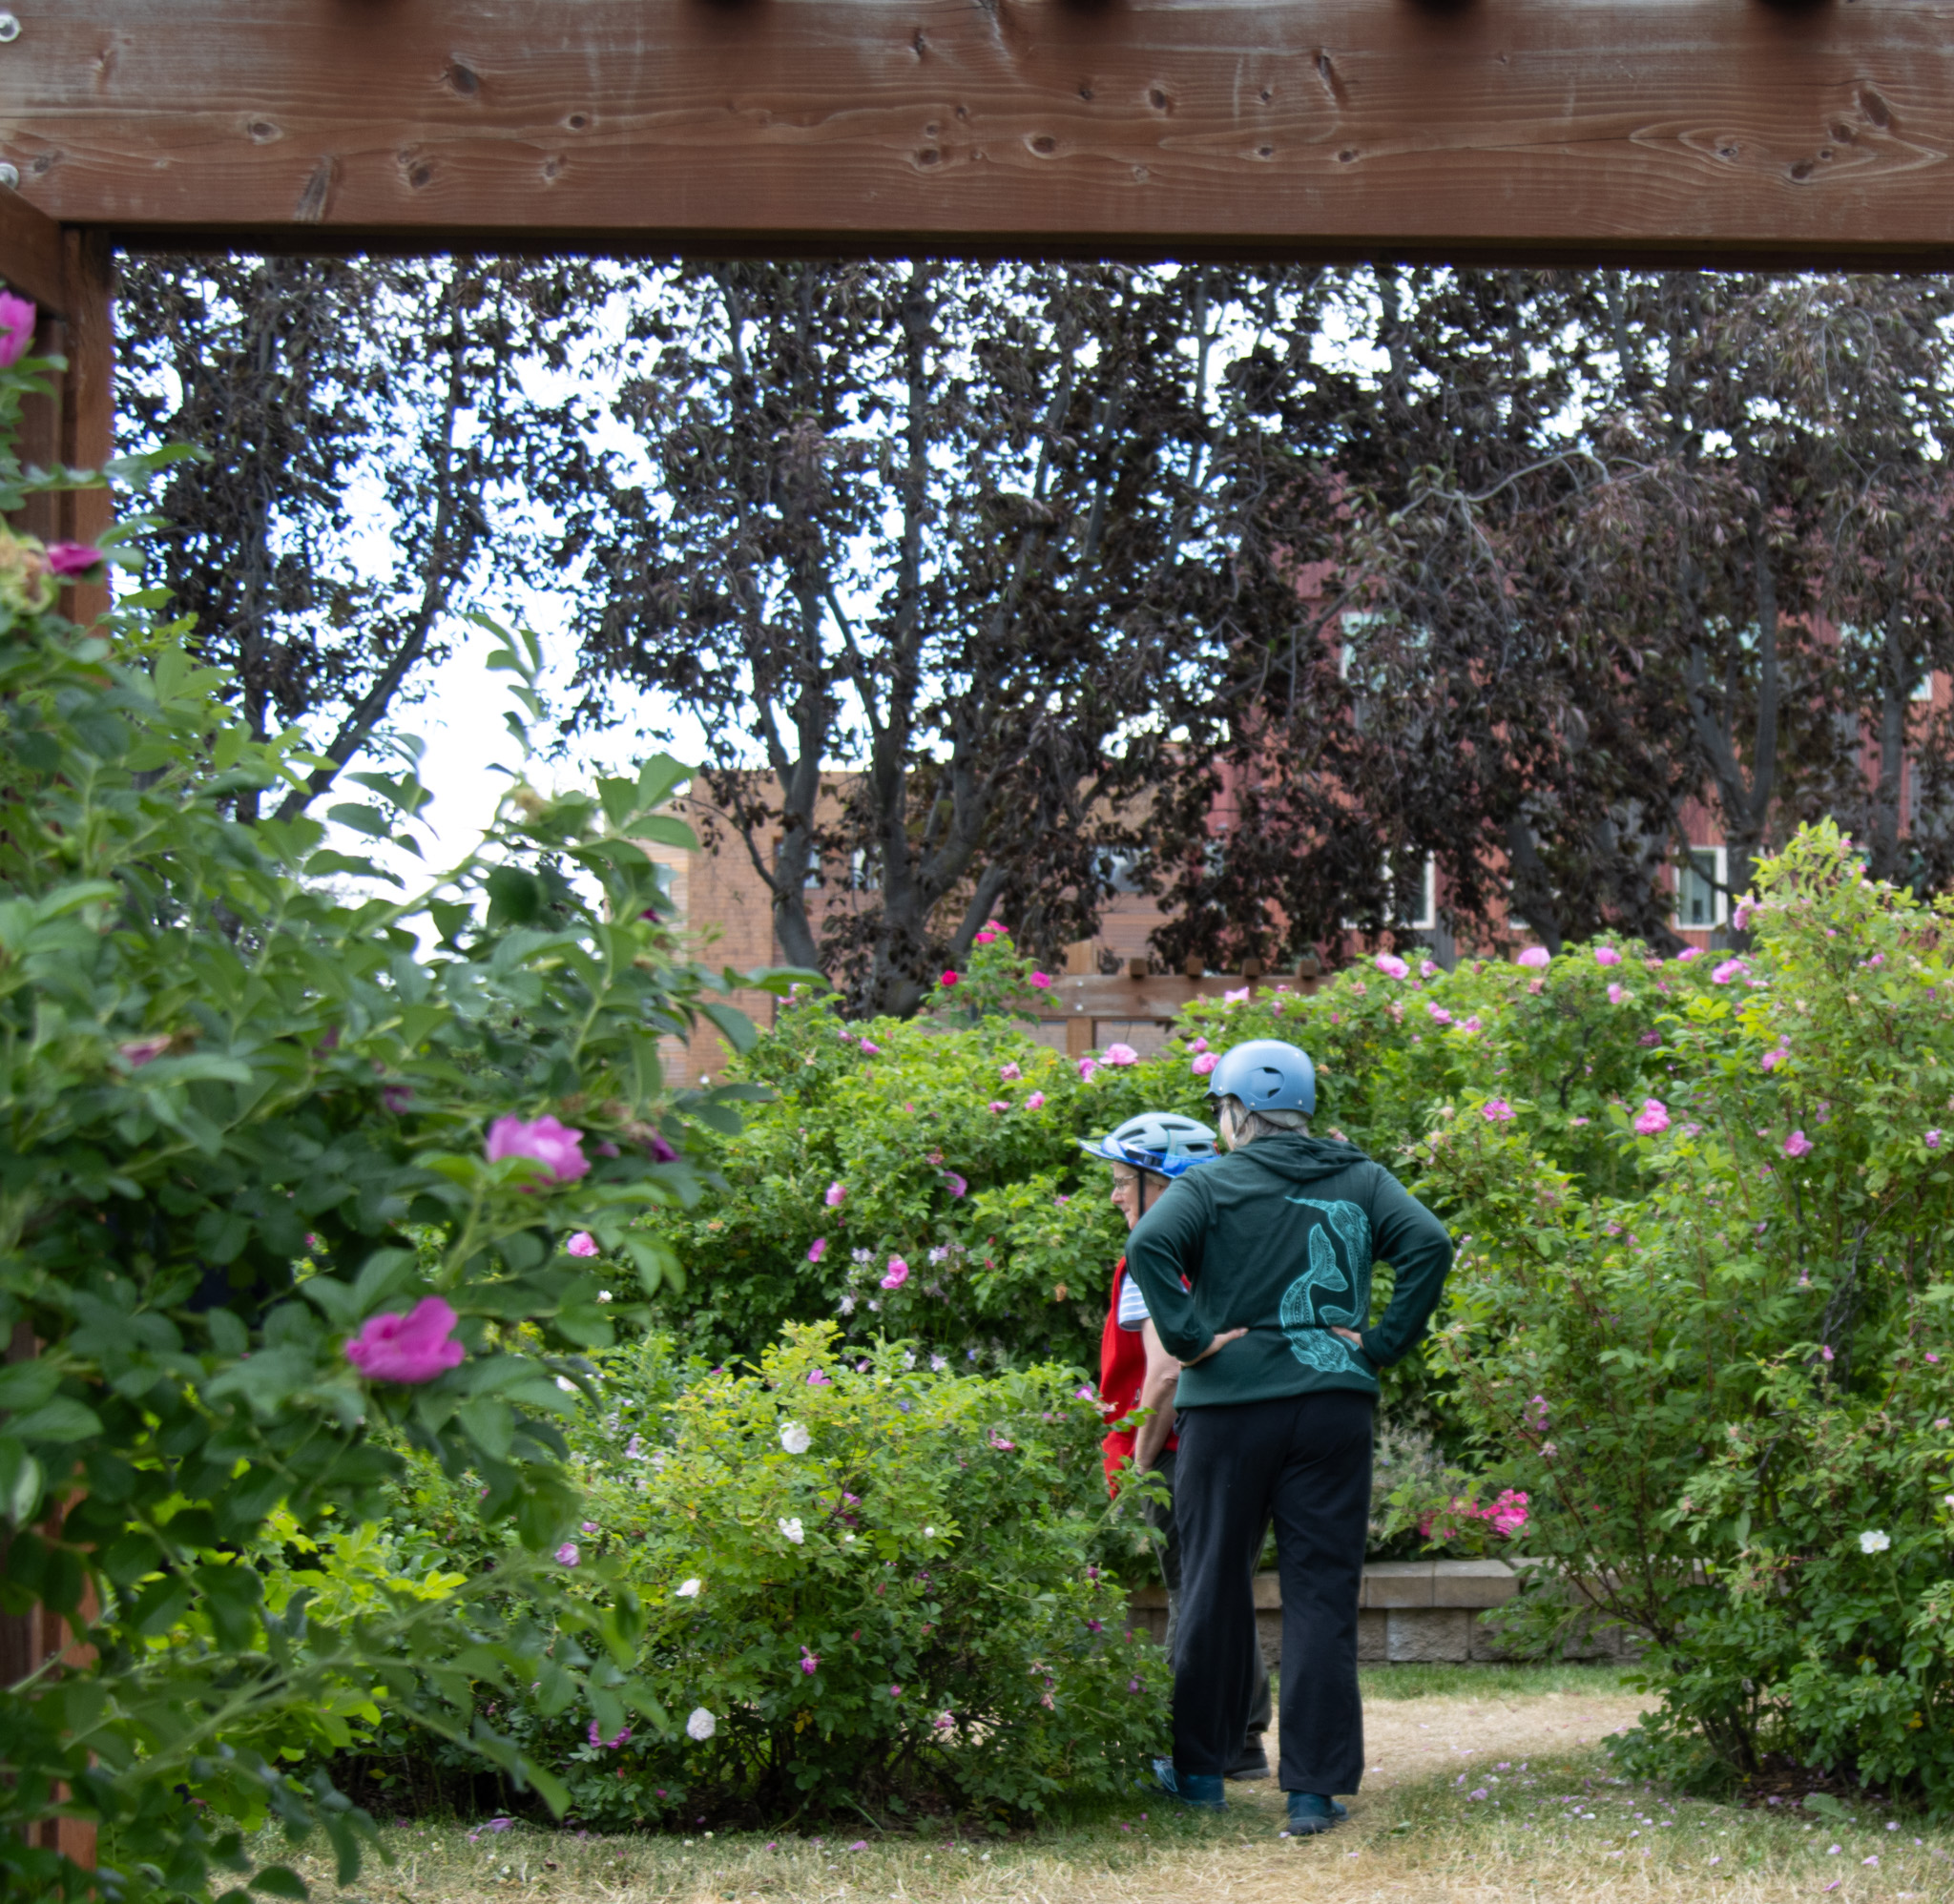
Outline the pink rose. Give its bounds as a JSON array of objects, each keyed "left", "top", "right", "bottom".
[
  {"left": 1101, "top": 1043, "right": 1139, "bottom": 1066},
  {"left": 1633, "top": 1098, "right": 1671, "bottom": 1137},
  {"left": 800, "top": 1646, "right": 821, "bottom": 1675},
  {"left": 1711, "top": 959, "right": 1745, "bottom": 985},
  {"left": 806, "top": 1369, "right": 832, "bottom": 1386},
  {"left": 1482, "top": 1099, "right": 1515, "bottom": 1123},
  {"left": 1428, "top": 1004, "right": 1452, "bottom": 1025},
  {"left": 1420, "top": 959, "right": 1438, "bottom": 978},
  {"left": 1026, "top": 1091, "right": 1046, "bottom": 1109},
  {"left": 1516, "top": 946, "right": 1549, "bottom": 970},
  {"left": 45, "top": 542, "right": 105, "bottom": 579},
  {"left": 344, "top": 1296, "right": 466, "bottom": 1384},
  {"left": 555, "top": 1542, "right": 581, "bottom": 1566},
  {"left": 588, "top": 1719, "right": 632, "bottom": 1749},
  {"left": 942, "top": 1171, "right": 967, "bottom": 1198},
  {"left": 566, "top": 1231, "right": 599, "bottom": 1258},
  {"left": 1374, "top": 953, "right": 1408, "bottom": 980},
  {"left": 807, "top": 1237, "right": 828, "bottom": 1262},
  {"left": 1190, "top": 1037, "right": 1209, "bottom": 1054},
  {"left": 881, "top": 1257, "right": 910, "bottom": 1290},
  {"left": 1077, "top": 1058, "right": 1098, "bottom": 1082},
  {"left": 1224, "top": 987, "right": 1251, "bottom": 1004},
  {"left": 860, "top": 1038, "right": 881, "bottom": 1054},
  {"left": 940, "top": 970, "right": 960, "bottom": 988},
  {"left": 0, "top": 292, "right": 33, "bottom": 370},
  {"left": 1607, "top": 983, "right": 1624, "bottom": 1005},
  {"left": 1928, "top": 1131, "right": 1944, "bottom": 1151},
  {"left": 117, "top": 1034, "right": 173, "bottom": 1067},
  {"left": 485, "top": 1112, "right": 589, "bottom": 1186},
  {"left": 1594, "top": 946, "right": 1622, "bottom": 967},
  {"left": 1029, "top": 972, "right": 1053, "bottom": 989},
  {"left": 825, "top": 1181, "right": 847, "bottom": 1207},
  {"left": 987, "top": 1099, "right": 1010, "bottom": 1113},
  {"left": 999, "top": 1063, "right": 1022, "bottom": 1081},
  {"left": 1783, "top": 1129, "right": 1812, "bottom": 1159},
  {"left": 1675, "top": 946, "right": 1704, "bottom": 962},
  {"left": 1192, "top": 1051, "right": 1217, "bottom": 1076}
]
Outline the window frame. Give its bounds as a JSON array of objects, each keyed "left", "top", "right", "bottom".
[{"left": 1673, "top": 844, "right": 1729, "bottom": 931}]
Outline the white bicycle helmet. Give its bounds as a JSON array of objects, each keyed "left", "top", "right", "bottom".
[{"left": 1078, "top": 1110, "right": 1222, "bottom": 1177}]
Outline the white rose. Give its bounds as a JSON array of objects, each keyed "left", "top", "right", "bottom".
[
  {"left": 686, "top": 1707, "right": 717, "bottom": 1741},
  {"left": 676, "top": 1577, "right": 702, "bottom": 1598},
  {"left": 780, "top": 1421, "right": 812, "bottom": 1455},
  {"left": 779, "top": 1516, "right": 805, "bottom": 1544},
  {"left": 1860, "top": 1529, "right": 1892, "bottom": 1554}
]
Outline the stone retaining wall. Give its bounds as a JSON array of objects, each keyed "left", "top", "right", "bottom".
[{"left": 1128, "top": 1559, "right": 1644, "bottom": 1666}]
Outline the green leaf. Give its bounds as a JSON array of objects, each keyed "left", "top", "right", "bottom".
[
  {"left": 9, "top": 1396, "right": 104, "bottom": 1444},
  {"left": 458, "top": 1397, "right": 515, "bottom": 1462},
  {"left": 325, "top": 802, "right": 392, "bottom": 839},
  {"left": 485, "top": 864, "right": 547, "bottom": 927},
  {"left": 0, "top": 1438, "right": 44, "bottom": 1527},
  {"left": 0, "top": 1358, "right": 60, "bottom": 1413},
  {"left": 248, "top": 1866, "right": 311, "bottom": 1899},
  {"left": 697, "top": 1001, "right": 759, "bottom": 1055}
]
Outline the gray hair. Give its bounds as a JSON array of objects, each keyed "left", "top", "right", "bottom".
[{"left": 1216, "top": 1094, "right": 1311, "bottom": 1144}]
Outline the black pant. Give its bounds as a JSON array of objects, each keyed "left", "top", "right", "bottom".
[
  {"left": 1172, "top": 1388, "right": 1373, "bottom": 1793},
  {"left": 1146, "top": 1447, "right": 1272, "bottom": 1765}
]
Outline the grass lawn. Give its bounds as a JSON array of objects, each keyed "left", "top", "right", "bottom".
[{"left": 271, "top": 1666, "right": 1954, "bottom": 1902}]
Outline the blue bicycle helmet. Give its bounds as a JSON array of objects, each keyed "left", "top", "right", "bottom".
[
  {"left": 1078, "top": 1110, "right": 1222, "bottom": 1177},
  {"left": 1203, "top": 1039, "right": 1317, "bottom": 1117}
]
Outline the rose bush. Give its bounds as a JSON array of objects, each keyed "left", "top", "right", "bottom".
[
  {"left": 0, "top": 310, "right": 791, "bottom": 1902},
  {"left": 1402, "top": 826, "right": 1954, "bottom": 1804},
  {"left": 303, "top": 1325, "right": 1168, "bottom": 1826}
]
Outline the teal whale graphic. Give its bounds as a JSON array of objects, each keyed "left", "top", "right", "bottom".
[{"left": 1277, "top": 1198, "right": 1373, "bottom": 1374}]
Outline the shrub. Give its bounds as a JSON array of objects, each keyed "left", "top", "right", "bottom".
[
  {"left": 1408, "top": 826, "right": 1954, "bottom": 1804},
  {"left": 317, "top": 1325, "right": 1169, "bottom": 1825},
  {"left": 0, "top": 318, "right": 784, "bottom": 1902}
]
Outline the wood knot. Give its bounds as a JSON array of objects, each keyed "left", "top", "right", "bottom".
[
  {"left": 1149, "top": 86, "right": 1171, "bottom": 112},
  {"left": 1338, "top": 147, "right": 1358, "bottom": 163},
  {"left": 446, "top": 60, "right": 479, "bottom": 96},
  {"left": 1788, "top": 156, "right": 1815, "bottom": 181},
  {"left": 917, "top": 147, "right": 942, "bottom": 166},
  {"left": 247, "top": 119, "right": 281, "bottom": 144},
  {"left": 1859, "top": 86, "right": 1893, "bottom": 128},
  {"left": 1258, "top": 144, "right": 1274, "bottom": 159},
  {"left": 912, "top": 29, "right": 926, "bottom": 56},
  {"left": 565, "top": 113, "right": 590, "bottom": 133},
  {"left": 1030, "top": 134, "right": 1056, "bottom": 155},
  {"left": 1078, "top": 82, "right": 1094, "bottom": 101}
]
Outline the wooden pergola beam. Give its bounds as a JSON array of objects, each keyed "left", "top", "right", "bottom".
[{"left": 3, "top": 0, "right": 1954, "bottom": 265}]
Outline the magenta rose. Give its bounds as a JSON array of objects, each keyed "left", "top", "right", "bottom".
[
  {"left": 344, "top": 1296, "right": 466, "bottom": 1383},
  {"left": 566, "top": 1231, "right": 599, "bottom": 1258},
  {"left": 485, "top": 1112, "right": 589, "bottom": 1185},
  {"left": 45, "top": 542, "right": 105, "bottom": 579},
  {"left": 0, "top": 292, "right": 33, "bottom": 370}
]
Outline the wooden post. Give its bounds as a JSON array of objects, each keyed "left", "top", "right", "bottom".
[
  {"left": 1, "top": 197, "right": 113, "bottom": 623},
  {"left": 0, "top": 193, "right": 110, "bottom": 1882},
  {"left": 2, "top": 1328, "right": 98, "bottom": 1876}
]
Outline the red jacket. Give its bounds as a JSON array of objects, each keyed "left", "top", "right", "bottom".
[{"left": 1099, "top": 1257, "right": 1177, "bottom": 1494}]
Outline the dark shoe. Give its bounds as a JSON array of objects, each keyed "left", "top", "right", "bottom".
[
  {"left": 1282, "top": 1792, "right": 1347, "bottom": 1836},
  {"left": 1225, "top": 1743, "right": 1271, "bottom": 1781},
  {"left": 1151, "top": 1757, "right": 1226, "bottom": 1811}
]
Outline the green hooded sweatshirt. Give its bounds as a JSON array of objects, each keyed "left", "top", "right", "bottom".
[{"left": 1122, "top": 1131, "right": 1452, "bottom": 1409}]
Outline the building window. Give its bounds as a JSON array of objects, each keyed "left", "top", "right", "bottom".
[
  {"left": 1396, "top": 856, "right": 1437, "bottom": 932},
  {"left": 1914, "top": 672, "right": 1937, "bottom": 704},
  {"left": 1673, "top": 846, "right": 1727, "bottom": 930}
]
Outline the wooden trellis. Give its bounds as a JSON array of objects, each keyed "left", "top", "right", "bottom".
[{"left": 4, "top": 0, "right": 1953, "bottom": 1872}]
